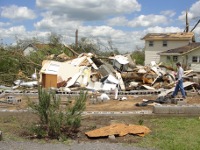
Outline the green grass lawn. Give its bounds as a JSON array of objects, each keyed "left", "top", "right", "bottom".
[
  {"left": 1, "top": 112, "right": 200, "bottom": 150},
  {"left": 133, "top": 115, "right": 200, "bottom": 150}
]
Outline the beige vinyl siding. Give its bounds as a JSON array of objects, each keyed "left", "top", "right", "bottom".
[
  {"left": 144, "top": 40, "right": 190, "bottom": 65},
  {"left": 187, "top": 48, "right": 200, "bottom": 64},
  {"left": 190, "top": 64, "right": 200, "bottom": 72},
  {"left": 160, "top": 55, "right": 181, "bottom": 65},
  {"left": 159, "top": 48, "right": 200, "bottom": 72},
  {"left": 145, "top": 51, "right": 161, "bottom": 65},
  {"left": 145, "top": 40, "right": 189, "bottom": 52},
  {"left": 187, "top": 48, "right": 200, "bottom": 72}
]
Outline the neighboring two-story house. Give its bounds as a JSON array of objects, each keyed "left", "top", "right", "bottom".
[{"left": 142, "top": 32, "right": 195, "bottom": 66}]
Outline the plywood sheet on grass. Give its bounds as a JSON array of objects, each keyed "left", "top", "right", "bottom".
[{"left": 85, "top": 123, "right": 151, "bottom": 138}]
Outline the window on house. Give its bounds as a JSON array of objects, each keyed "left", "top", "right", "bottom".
[
  {"left": 192, "top": 56, "right": 200, "bottom": 63},
  {"left": 167, "top": 56, "right": 171, "bottom": 60},
  {"left": 163, "top": 41, "right": 167, "bottom": 47},
  {"left": 149, "top": 41, "right": 154, "bottom": 47},
  {"left": 192, "top": 56, "right": 198, "bottom": 62},
  {"left": 173, "top": 56, "right": 178, "bottom": 62}
]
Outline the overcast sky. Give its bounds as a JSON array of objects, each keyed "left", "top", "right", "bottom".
[{"left": 0, "top": 0, "right": 200, "bottom": 52}]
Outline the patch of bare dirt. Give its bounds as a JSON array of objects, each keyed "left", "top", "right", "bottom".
[
  {"left": 85, "top": 95, "right": 155, "bottom": 111},
  {"left": 0, "top": 92, "right": 200, "bottom": 144},
  {"left": 1, "top": 92, "right": 200, "bottom": 111}
]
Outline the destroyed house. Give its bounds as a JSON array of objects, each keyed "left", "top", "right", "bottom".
[
  {"left": 23, "top": 43, "right": 51, "bottom": 56},
  {"left": 142, "top": 32, "right": 195, "bottom": 65},
  {"left": 159, "top": 42, "right": 200, "bottom": 72},
  {"left": 40, "top": 60, "right": 84, "bottom": 88}
]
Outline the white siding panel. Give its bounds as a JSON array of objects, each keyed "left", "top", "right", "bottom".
[
  {"left": 145, "top": 51, "right": 160, "bottom": 65},
  {"left": 144, "top": 41, "right": 189, "bottom": 52},
  {"left": 24, "top": 47, "right": 35, "bottom": 56},
  {"left": 191, "top": 64, "right": 200, "bottom": 72},
  {"left": 144, "top": 40, "right": 190, "bottom": 66}
]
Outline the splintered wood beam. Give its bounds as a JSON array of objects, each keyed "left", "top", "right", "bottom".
[{"left": 64, "top": 44, "right": 79, "bottom": 56}]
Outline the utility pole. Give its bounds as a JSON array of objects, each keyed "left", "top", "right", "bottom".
[
  {"left": 75, "top": 29, "right": 78, "bottom": 48},
  {"left": 185, "top": 10, "right": 189, "bottom": 32}
]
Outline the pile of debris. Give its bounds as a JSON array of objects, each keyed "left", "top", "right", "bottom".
[
  {"left": 39, "top": 52, "right": 199, "bottom": 94},
  {"left": 1, "top": 96, "right": 21, "bottom": 104}
]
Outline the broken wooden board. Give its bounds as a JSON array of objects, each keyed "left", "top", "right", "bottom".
[
  {"left": 0, "top": 131, "right": 2, "bottom": 141},
  {"left": 158, "top": 81, "right": 196, "bottom": 97},
  {"left": 66, "top": 72, "right": 81, "bottom": 88},
  {"left": 85, "top": 123, "right": 151, "bottom": 138},
  {"left": 141, "top": 85, "right": 155, "bottom": 90},
  {"left": 87, "top": 57, "right": 98, "bottom": 70}
]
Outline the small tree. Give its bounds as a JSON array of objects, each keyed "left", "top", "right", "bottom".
[
  {"left": 65, "top": 91, "right": 87, "bottom": 128},
  {"left": 48, "top": 32, "right": 62, "bottom": 47},
  {"left": 28, "top": 87, "right": 87, "bottom": 139}
]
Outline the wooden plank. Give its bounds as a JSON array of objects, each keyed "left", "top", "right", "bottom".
[{"left": 158, "top": 81, "right": 195, "bottom": 97}]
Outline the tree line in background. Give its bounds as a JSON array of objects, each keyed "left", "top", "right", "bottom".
[{"left": 0, "top": 33, "right": 144, "bottom": 86}]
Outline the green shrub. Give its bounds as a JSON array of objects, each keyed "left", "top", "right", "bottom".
[
  {"left": 131, "top": 50, "right": 145, "bottom": 65},
  {"left": 65, "top": 91, "right": 87, "bottom": 128},
  {"left": 30, "top": 124, "right": 47, "bottom": 138},
  {"left": 28, "top": 87, "right": 87, "bottom": 139}
]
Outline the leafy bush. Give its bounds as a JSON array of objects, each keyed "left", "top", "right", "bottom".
[{"left": 131, "top": 50, "right": 145, "bottom": 65}]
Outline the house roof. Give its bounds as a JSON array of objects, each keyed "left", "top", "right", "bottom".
[
  {"left": 142, "top": 32, "right": 195, "bottom": 41},
  {"left": 158, "top": 42, "right": 200, "bottom": 56},
  {"left": 23, "top": 43, "right": 51, "bottom": 50},
  {"left": 34, "top": 43, "right": 51, "bottom": 49}
]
